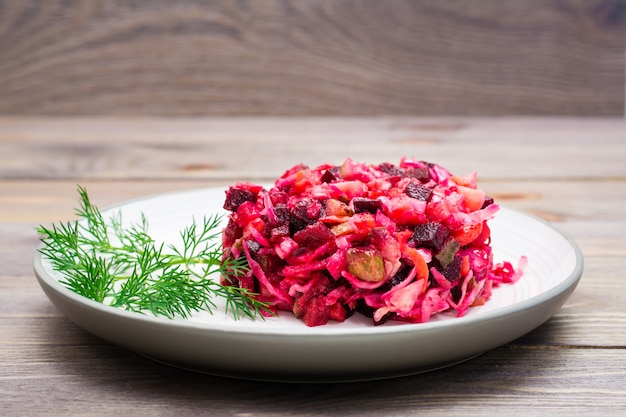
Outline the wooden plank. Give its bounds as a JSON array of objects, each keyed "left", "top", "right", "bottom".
[
  {"left": 1, "top": 118, "right": 625, "bottom": 181},
  {"left": 1, "top": 323, "right": 625, "bottom": 417},
  {"left": 3, "top": 179, "right": 626, "bottom": 223},
  {"left": 0, "top": 1, "right": 624, "bottom": 116}
]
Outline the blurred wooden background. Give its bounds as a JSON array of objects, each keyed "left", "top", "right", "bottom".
[{"left": 1, "top": 0, "right": 625, "bottom": 116}]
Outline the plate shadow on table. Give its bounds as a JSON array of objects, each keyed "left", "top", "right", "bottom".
[{"left": 36, "top": 310, "right": 563, "bottom": 415}]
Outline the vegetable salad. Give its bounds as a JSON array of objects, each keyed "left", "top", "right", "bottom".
[{"left": 222, "top": 158, "right": 526, "bottom": 326}]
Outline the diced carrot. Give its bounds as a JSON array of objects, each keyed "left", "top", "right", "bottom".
[
  {"left": 349, "top": 212, "right": 376, "bottom": 230},
  {"left": 461, "top": 255, "right": 470, "bottom": 277},
  {"left": 451, "top": 172, "right": 478, "bottom": 188},
  {"left": 293, "top": 171, "right": 315, "bottom": 194},
  {"left": 456, "top": 185, "right": 486, "bottom": 212},
  {"left": 470, "top": 296, "right": 486, "bottom": 307},
  {"left": 452, "top": 222, "right": 484, "bottom": 246},
  {"left": 396, "top": 230, "right": 430, "bottom": 282}
]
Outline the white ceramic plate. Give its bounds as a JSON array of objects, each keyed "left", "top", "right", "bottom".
[{"left": 34, "top": 187, "right": 583, "bottom": 382}]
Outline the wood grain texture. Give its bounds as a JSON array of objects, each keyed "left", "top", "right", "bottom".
[
  {"left": 1, "top": 117, "right": 625, "bottom": 416},
  {"left": 1, "top": 117, "right": 625, "bottom": 181},
  {"left": 1, "top": 0, "right": 625, "bottom": 116}
]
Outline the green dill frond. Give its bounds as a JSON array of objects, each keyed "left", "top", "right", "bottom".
[{"left": 36, "top": 185, "right": 274, "bottom": 321}]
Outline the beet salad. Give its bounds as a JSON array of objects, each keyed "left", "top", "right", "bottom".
[{"left": 221, "top": 158, "right": 526, "bottom": 327}]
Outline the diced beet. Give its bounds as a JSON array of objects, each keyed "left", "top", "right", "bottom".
[
  {"left": 267, "top": 203, "right": 290, "bottom": 230},
  {"left": 269, "top": 224, "right": 290, "bottom": 241},
  {"left": 481, "top": 196, "right": 495, "bottom": 209},
  {"left": 411, "top": 222, "right": 449, "bottom": 250},
  {"left": 379, "top": 263, "right": 411, "bottom": 292},
  {"left": 328, "top": 302, "right": 348, "bottom": 322},
  {"left": 295, "top": 295, "right": 331, "bottom": 327},
  {"left": 235, "top": 201, "right": 262, "bottom": 226},
  {"left": 289, "top": 199, "right": 316, "bottom": 232},
  {"left": 291, "top": 198, "right": 321, "bottom": 222},
  {"left": 378, "top": 162, "right": 404, "bottom": 177},
  {"left": 355, "top": 298, "right": 375, "bottom": 318},
  {"left": 256, "top": 254, "right": 285, "bottom": 284},
  {"left": 403, "top": 166, "right": 430, "bottom": 182},
  {"left": 307, "top": 199, "right": 324, "bottom": 219},
  {"left": 292, "top": 274, "right": 336, "bottom": 327},
  {"left": 293, "top": 222, "right": 335, "bottom": 247},
  {"left": 355, "top": 299, "right": 392, "bottom": 325},
  {"left": 272, "top": 204, "right": 290, "bottom": 225},
  {"left": 320, "top": 167, "right": 340, "bottom": 183},
  {"left": 435, "top": 255, "right": 462, "bottom": 282},
  {"left": 245, "top": 239, "right": 261, "bottom": 254},
  {"left": 289, "top": 216, "right": 309, "bottom": 234},
  {"left": 450, "top": 285, "right": 462, "bottom": 302},
  {"left": 269, "top": 189, "right": 289, "bottom": 206},
  {"left": 352, "top": 197, "right": 382, "bottom": 214},
  {"left": 405, "top": 181, "right": 432, "bottom": 201},
  {"left": 223, "top": 188, "right": 256, "bottom": 211},
  {"left": 222, "top": 218, "right": 242, "bottom": 248}
]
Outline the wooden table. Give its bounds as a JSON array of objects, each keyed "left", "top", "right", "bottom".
[{"left": 1, "top": 117, "right": 625, "bottom": 416}]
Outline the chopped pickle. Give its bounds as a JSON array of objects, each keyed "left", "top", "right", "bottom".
[
  {"left": 436, "top": 238, "right": 461, "bottom": 268},
  {"left": 346, "top": 247, "right": 385, "bottom": 282}
]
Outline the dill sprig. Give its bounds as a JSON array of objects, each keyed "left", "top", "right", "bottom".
[{"left": 36, "top": 186, "right": 273, "bottom": 320}]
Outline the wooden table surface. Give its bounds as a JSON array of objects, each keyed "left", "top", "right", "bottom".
[{"left": 1, "top": 117, "right": 625, "bottom": 416}]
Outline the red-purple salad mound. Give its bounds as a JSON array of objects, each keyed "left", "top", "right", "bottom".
[{"left": 221, "top": 158, "right": 526, "bottom": 327}]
